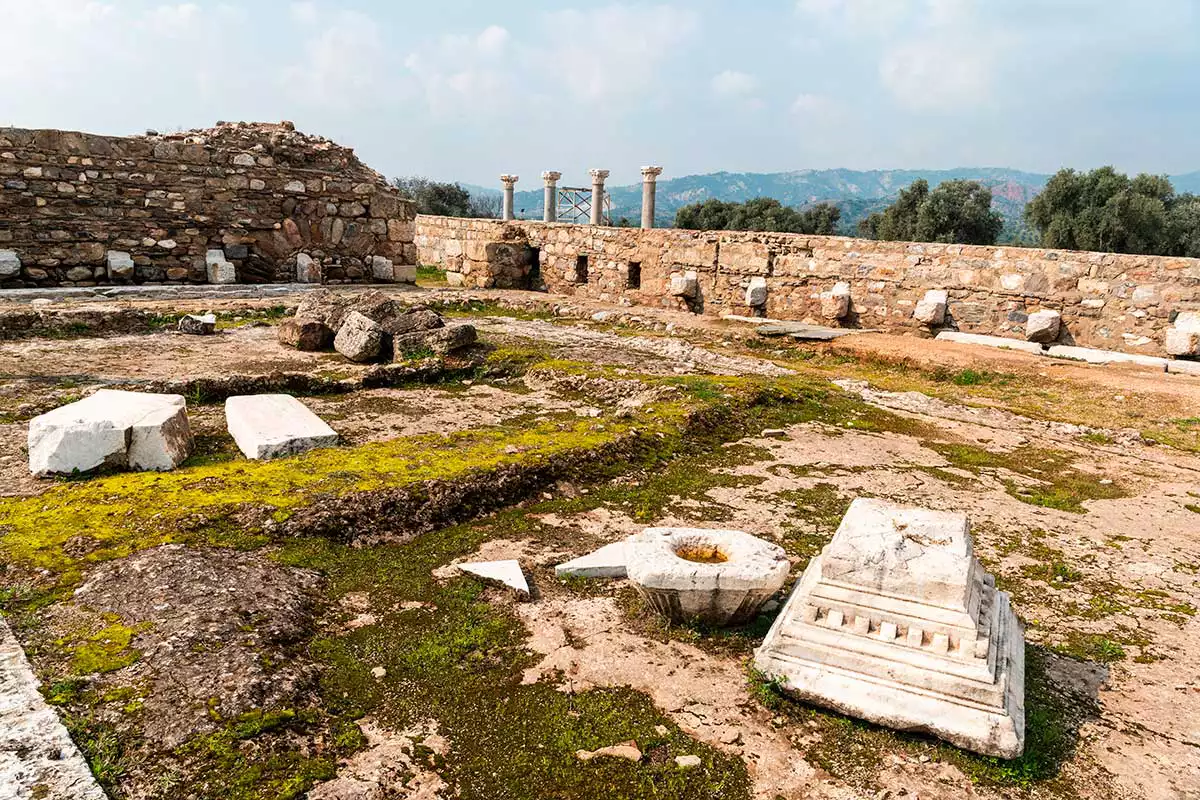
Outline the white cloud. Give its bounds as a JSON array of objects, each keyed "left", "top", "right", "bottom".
[
  {"left": 281, "top": 10, "right": 387, "bottom": 109},
  {"left": 879, "top": 36, "right": 993, "bottom": 110},
  {"left": 144, "top": 4, "right": 201, "bottom": 37},
  {"left": 403, "top": 25, "right": 519, "bottom": 118},
  {"left": 711, "top": 70, "right": 758, "bottom": 98},
  {"left": 475, "top": 25, "right": 509, "bottom": 57},
  {"left": 289, "top": 1, "right": 318, "bottom": 25}
]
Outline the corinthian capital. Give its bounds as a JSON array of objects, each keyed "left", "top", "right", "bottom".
[
  {"left": 541, "top": 171, "right": 562, "bottom": 184},
  {"left": 588, "top": 169, "right": 610, "bottom": 182},
  {"left": 640, "top": 166, "right": 664, "bottom": 182},
  {"left": 500, "top": 174, "right": 519, "bottom": 187}
]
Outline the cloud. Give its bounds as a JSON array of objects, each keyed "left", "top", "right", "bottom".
[
  {"left": 403, "top": 25, "right": 520, "bottom": 118},
  {"left": 281, "top": 10, "right": 388, "bottom": 109},
  {"left": 289, "top": 2, "right": 318, "bottom": 25},
  {"left": 711, "top": 70, "right": 758, "bottom": 98},
  {"left": 879, "top": 36, "right": 993, "bottom": 110},
  {"left": 143, "top": 4, "right": 201, "bottom": 37}
]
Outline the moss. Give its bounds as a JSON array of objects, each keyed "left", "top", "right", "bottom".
[
  {"left": 63, "top": 621, "right": 150, "bottom": 675},
  {"left": 416, "top": 265, "right": 448, "bottom": 286},
  {"left": 775, "top": 483, "right": 854, "bottom": 560},
  {"left": 1185, "top": 504, "right": 1200, "bottom": 514}
]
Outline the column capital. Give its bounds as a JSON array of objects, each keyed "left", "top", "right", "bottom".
[
  {"left": 588, "top": 168, "right": 610, "bottom": 182},
  {"left": 500, "top": 174, "right": 519, "bottom": 187},
  {"left": 640, "top": 166, "right": 664, "bottom": 182},
  {"left": 541, "top": 171, "right": 562, "bottom": 184}
]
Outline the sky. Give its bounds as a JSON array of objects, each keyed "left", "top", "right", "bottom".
[{"left": 3, "top": 0, "right": 1198, "bottom": 188}]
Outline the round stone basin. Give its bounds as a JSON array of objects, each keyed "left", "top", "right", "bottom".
[{"left": 625, "top": 528, "right": 790, "bottom": 626}]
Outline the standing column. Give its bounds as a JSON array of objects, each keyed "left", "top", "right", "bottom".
[
  {"left": 589, "top": 169, "right": 609, "bottom": 226},
  {"left": 541, "top": 171, "right": 561, "bottom": 222},
  {"left": 500, "top": 174, "right": 519, "bottom": 221},
  {"left": 640, "top": 166, "right": 664, "bottom": 229}
]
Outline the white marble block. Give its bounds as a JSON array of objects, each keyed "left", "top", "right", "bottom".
[
  {"left": 669, "top": 271, "right": 700, "bottom": 299},
  {"left": 225, "top": 394, "right": 339, "bottom": 460},
  {"left": 28, "top": 390, "right": 193, "bottom": 476},
  {"left": 626, "top": 528, "right": 790, "bottom": 626},
  {"left": 820, "top": 282, "right": 852, "bottom": 320},
  {"left": 754, "top": 498, "right": 1025, "bottom": 759},
  {"left": 1025, "top": 309, "right": 1062, "bottom": 343},
  {"left": 205, "top": 249, "right": 237, "bottom": 285},
  {"left": 745, "top": 277, "right": 768, "bottom": 308},
  {"left": 913, "top": 290, "right": 949, "bottom": 326}
]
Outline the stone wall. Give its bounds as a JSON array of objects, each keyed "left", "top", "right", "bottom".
[
  {"left": 415, "top": 215, "right": 1200, "bottom": 355},
  {"left": 0, "top": 122, "right": 416, "bottom": 287}
]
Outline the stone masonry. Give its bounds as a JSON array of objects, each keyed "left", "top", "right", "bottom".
[
  {"left": 415, "top": 215, "right": 1200, "bottom": 356},
  {"left": 0, "top": 122, "right": 416, "bottom": 287}
]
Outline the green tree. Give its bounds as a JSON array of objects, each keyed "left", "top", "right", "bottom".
[
  {"left": 392, "top": 177, "right": 499, "bottom": 218},
  {"left": 1023, "top": 167, "right": 1189, "bottom": 255},
  {"left": 859, "top": 179, "right": 1002, "bottom": 245},
  {"left": 675, "top": 198, "right": 840, "bottom": 234}
]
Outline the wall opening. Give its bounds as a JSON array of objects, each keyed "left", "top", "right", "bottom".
[
  {"left": 627, "top": 262, "right": 641, "bottom": 290},
  {"left": 528, "top": 247, "right": 543, "bottom": 291},
  {"left": 576, "top": 255, "right": 589, "bottom": 284}
]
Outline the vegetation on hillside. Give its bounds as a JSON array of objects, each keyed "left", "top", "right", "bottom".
[
  {"left": 674, "top": 198, "right": 841, "bottom": 234},
  {"left": 1024, "top": 167, "right": 1200, "bottom": 256},
  {"left": 392, "top": 176, "right": 500, "bottom": 218},
  {"left": 858, "top": 179, "right": 1004, "bottom": 245}
]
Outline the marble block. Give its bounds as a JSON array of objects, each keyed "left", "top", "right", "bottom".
[
  {"left": 225, "top": 394, "right": 338, "bottom": 460},
  {"left": 754, "top": 498, "right": 1025, "bottom": 758},
  {"left": 913, "top": 290, "right": 948, "bottom": 326},
  {"left": 28, "top": 390, "right": 193, "bottom": 476}
]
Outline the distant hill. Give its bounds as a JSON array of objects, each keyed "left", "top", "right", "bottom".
[{"left": 463, "top": 167, "right": 1200, "bottom": 241}]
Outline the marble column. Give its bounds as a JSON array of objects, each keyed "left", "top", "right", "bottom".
[
  {"left": 640, "top": 166, "right": 664, "bottom": 229},
  {"left": 541, "top": 171, "right": 561, "bottom": 223},
  {"left": 500, "top": 174, "right": 519, "bottom": 221},
  {"left": 589, "top": 169, "right": 609, "bottom": 226}
]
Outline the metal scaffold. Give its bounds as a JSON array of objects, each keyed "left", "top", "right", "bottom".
[{"left": 555, "top": 187, "right": 611, "bottom": 225}]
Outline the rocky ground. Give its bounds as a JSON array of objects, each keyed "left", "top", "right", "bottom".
[{"left": 0, "top": 285, "right": 1197, "bottom": 800}]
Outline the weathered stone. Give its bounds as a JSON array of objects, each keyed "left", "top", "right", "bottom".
[
  {"left": 625, "top": 528, "right": 790, "bottom": 626},
  {"left": 935, "top": 331, "right": 1046, "bottom": 355},
  {"left": 295, "top": 289, "right": 353, "bottom": 331},
  {"left": 555, "top": 541, "right": 628, "bottom": 579},
  {"left": 1165, "top": 328, "right": 1200, "bottom": 357},
  {"left": 669, "top": 270, "right": 699, "bottom": 299},
  {"left": 0, "top": 249, "right": 22, "bottom": 277},
  {"left": 754, "top": 498, "right": 1025, "bottom": 759},
  {"left": 392, "top": 324, "right": 477, "bottom": 357},
  {"left": 1175, "top": 311, "right": 1200, "bottom": 333},
  {"left": 178, "top": 313, "right": 216, "bottom": 335},
  {"left": 334, "top": 311, "right": 384, "bottom": 362},
  {"left": 106, "top": 250, "right": 134, "bottom": 280},
  {"left": 1025, "top": 309, "right": 1061, "bottom": 343},
  {"left": 394, "top": 262, "right": 417, "bottom": 283},
  {"left": 205, "top": 249, "right": 237, "bottom": 285},
  {"left": 369, "top": 255, "right": 394, "bottom": 282},
  {"left": 913, "top": 289, "right": 948, "bottom": 326},
  {"left": 378, "top": 306, "right": 443, "bottom": 337},
  {"left": 225, "top": 394, "right": 339, "bottom": 460},
  {"left": 457, "top": 560, "right": 530, "bottom": 598},
  {"left": 65, "top": 266, "right": 92, "bottom": 281},
  {"left": 675, "top": 755, "right": 703, "bottom": 769},
  {"left": 296, "top": 253, "right": 321, "bottom": 284},
  {"left": 1046, "top": 345, "right": 1168, "bottom": 369},
  {"left": 28, "top": 390, "right": 193, "bottom": 476},
  {"left": 745, "top": 276, "right": 768, "bottom": 307},
  {"left": 278, "top": 318, "right": 333, "bottom": 351},
  {"left": 576, "top": 742, "right": 642, "bottom": 763},
  {"left": 820, "top": 282, "right": 852, "bottom": 320}
]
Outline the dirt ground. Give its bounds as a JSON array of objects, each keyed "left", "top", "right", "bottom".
[{"left": 2, "top": 287, "right": 1198, "bottom": 800}]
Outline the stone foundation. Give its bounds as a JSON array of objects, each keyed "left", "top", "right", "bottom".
[
  {"left": 0, "top": 123, "right": 416, "bottom": 288},
  {"left": 415, "top": 215, "right": 1200, "bottom": 356}
]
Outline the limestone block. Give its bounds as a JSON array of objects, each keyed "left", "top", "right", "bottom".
[
  {"left": 393, "top": 324, "right": 477, "bottom": 357},
  {"left": 178, "top": 313, "right": 216, "bottom": 335},
  {"left": 277, "top": 318, "right": 333, "bottom": 351},
  {"left": 381, "top": 307, "right": 444, "bottom": 336},
  {"left": 745, "top": 277, "right": 768, "bottom": 307},
  {"left": 625, "top": 528, "right": 790, "bottom": 626},
  {"left": 28, "top": 390, "right": 193, "bottom": 476},
  {"left": 669, "top": 271, "right": 700, "bottom": 299},
  {"left": 1176, "top": 311, "right": 1200, "bottom": 333},
  {"left": 913, "top": 289, "right": 949, "bottom": 326},
  {"left": 225, "top": 394, "right": 339, "bottom": 460},
  {"left": 1025, "top": 309, "right": 1061, "bottom": 343},
  {"left": 935, "top": 331, "right": 1046, "bottom": 355},
  {"left": 393, "top": 262, "right": 417, "bottom": 284},
  {"left": 1165, "top": 328, "right": 1200, "bottom": 357},
  {"left": 754, "top": 498, "right": 1025, "bottom": 759},
  {"left": 0, "top": 249, "right": 20, "bottom": 277},
  {"left": 106, "top": 250, "right": 135, "bottom": 280},
  {"left": 334, "top": 311, "right": 384, "bottom": 362},
  {"left": 820, "top": 282, "right": 852, "bottom": 320},
  {"left": 369, "top": 255, "right": 395, "bottom": 282},
  {"left": 555, "top": 541, "right": 629, "bottom": 579},
  {"left": 1046, "top": 345, "right": 1168, "bottom": 369},
  {"left": 296, "top": 253, "right": 321, "bottom": 284},
  {"left": 457, "top": 560, "right": 530, "bottom": 598},
  {"left": 295, "top": 289, "right": 353, "bottom": 332},
  {"left": 205, "top": 249, "right": 237, "bottom": 285}
]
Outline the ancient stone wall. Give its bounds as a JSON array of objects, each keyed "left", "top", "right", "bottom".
[
  {"left": 0, "top": 122, "right": 416, "bottom": 287},
  {"left": 415, "top": 215, "right": 1200, "bottom": 355}
]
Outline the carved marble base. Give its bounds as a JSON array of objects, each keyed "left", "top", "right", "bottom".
[{"left": 754, "top": 498, "right": 1025, "bottom": 758}]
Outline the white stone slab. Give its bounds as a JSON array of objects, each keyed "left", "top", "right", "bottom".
[
  {"left": 225, "top": 394, "right": 339, "bottom": 461},
  {"left": 1175, "top": 311, "right": 1200, "bottom": 334},
  {"left": 1025, "top": 309, "right": 1061, "bottom": 343},
  {"left": 0, "top": 250, "right": 20, "bottom": 278},
  {"left": 935, "top": 331, "right": 1046, "bottom": 356},
  {"left": 555, "top": 541, "right": 629, "bottom": 579},
  {"left": 0, "top": 616, "right": 108, "bottom": 800},
  {"left": 28, "top": 390, "right": 192, "bottom": 476},
  {"left": 1046, "top": 345, "right": 1168, "bottom": 370},
  {"left": 754, "top": 498, "right": 1025, "bottom": 759},
  {"left": 1167, "top": 359, "right": 1200, "bottom": 376},
  {"left": 913, "top": 290, "right": 948, "bottom": 326},
  {"left": 745, "top": 277, "right": 768, "bottom": 307},
  {"left": 1165, "top": 328, "right": 1200, "bottom": 357},
  {"left": 458, "top": 560, "right": 530, "bottom": 598}
]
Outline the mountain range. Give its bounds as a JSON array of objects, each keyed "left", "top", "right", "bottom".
[{"left": 465, "top": 168, "right": 1200, "bottom": 241}]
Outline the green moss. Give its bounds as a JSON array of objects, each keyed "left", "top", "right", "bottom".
[
  {"left": 64, "top": 622, "right": 149, "bottom": 675},
  {"left": 1054, "top": 633, "right": 1126, "bottom": 664},
  {"left": 775, "top": 482, "right": 854, "bottom": 560},
  {"left": 416, "top": 265, "right": 448, "bottom": 286},
  {"left": 1185, "top": 504, "right": 1200, "bottom": 514}
]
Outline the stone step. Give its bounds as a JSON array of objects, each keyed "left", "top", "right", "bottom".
[
  {"left": 225, "top": 394, "right": 339, "bottom": 461},
  {"left": 555, "top": 541, "right": 629, "bottom": 579},
  {"left": 935, "top": 331, "right": 1046, "bottom": 356},
  {"left": 457, "top": 560, "right": 530, "bottom": 598}
]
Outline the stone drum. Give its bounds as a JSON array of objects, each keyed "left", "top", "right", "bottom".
[{"left": 625, "top": 528, "right": 790, "bottom": 626}]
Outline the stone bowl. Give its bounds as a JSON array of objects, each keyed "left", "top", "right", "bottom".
[{"left": 625, "top": 528, "right": 791, "bottom": 626}]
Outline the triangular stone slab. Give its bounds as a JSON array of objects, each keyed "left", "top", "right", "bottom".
[
  {"left": 555, "top": 541, "right": 629, "bottom": 579},
  {"left": 458, "top": 560, "right": 530, "bottom": 598}
]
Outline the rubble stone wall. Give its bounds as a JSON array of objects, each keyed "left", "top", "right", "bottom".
[
  {"left": 0, "top": 122, "right": 416, "bottom": 287},
  {"left": 415, "top": 215, "right": 1200, "bottom": 355}
]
